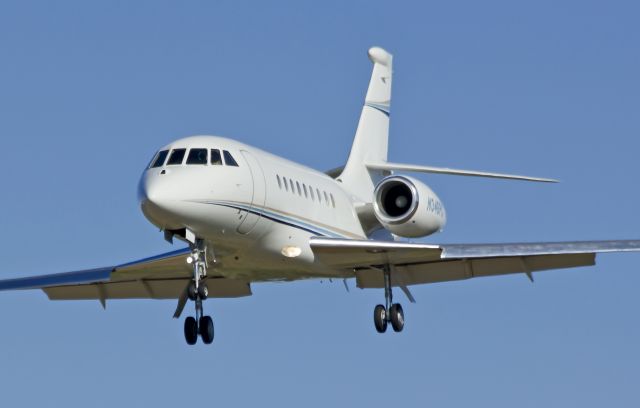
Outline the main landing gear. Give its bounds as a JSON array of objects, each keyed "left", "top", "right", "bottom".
[
  {"left": 184, "top": 239, "right": 215, "bottom": 345},
  {"left": 373, "top": 265, "right": 405, "bottom": 333}
]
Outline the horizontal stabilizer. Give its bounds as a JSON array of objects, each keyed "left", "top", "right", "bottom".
[{"left": 366, "top": 162, "right": 558, "bottom": 183}]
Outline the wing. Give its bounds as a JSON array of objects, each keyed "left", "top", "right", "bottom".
[
  {"left": 0, "top": 247, "right": 251, "bottom": 304},
  {"left": 310, "top": 238, "right": 640, "bottom": 288}
]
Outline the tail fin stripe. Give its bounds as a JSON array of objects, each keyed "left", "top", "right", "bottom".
[{"left": 364, "top": 102, "right": 390, "bottom": 116}]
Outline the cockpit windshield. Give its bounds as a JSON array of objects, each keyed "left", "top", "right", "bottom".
[
  {"left": 186, "top": 148, "right": 208, "bottom": 165},
  {"left": 149, "top": 150, "right": 169, "bottom": 168},
  {"left": 148, "top": 147, "right": 240, "bottom": 168},
  {"left": 167, "top": 149, "right": 186, "bottom": 165},
  {"left": 223, "top": 150, "right": 239, "bottom": 166},
  {"left": 211, "top": 149, "right": 223, "bottom": 165}
]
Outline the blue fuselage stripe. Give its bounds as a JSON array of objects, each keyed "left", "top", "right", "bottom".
[{"left": 207, "top": 201, "right": 346, "bottom": 238}]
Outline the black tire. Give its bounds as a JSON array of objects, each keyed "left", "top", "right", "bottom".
[
  {"left": 199, "top": 315, "right": 214, "bottom": 344},
  {"left": 184, "top": 316, "right": 198, "bottom": 345},
  {"left": 373, "top": 304, "right": 387, "bottom": 333},
  {"left": 187, "top": 283, "right": 197, "bottom": 301},
  {"left": 197, "top": 284, "right": 208, "bottom": 300},
  {"left": 390, "top": 303, "right": 404, "bottom": 332}
]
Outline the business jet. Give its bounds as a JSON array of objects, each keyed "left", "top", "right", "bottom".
[{"left": 1, "top": 47, "right": 638, "bottom": 345}]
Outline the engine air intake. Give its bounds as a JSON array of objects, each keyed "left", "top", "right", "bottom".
[
  {"left": 375, "top": 177, "right": 418, "bottom": 222},
  {"left": 373, "top": 175, "right": 446, "bottom": 238}
]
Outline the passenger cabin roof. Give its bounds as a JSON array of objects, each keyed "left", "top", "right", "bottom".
[
  {"left": 159, "top": 135, "right": 246, "bottom": 151},
  {"left": 155, "top": 135, "right": 338, "bottom": 183}
]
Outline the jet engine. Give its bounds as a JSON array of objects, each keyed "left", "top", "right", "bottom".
[{"left": 373, "top": 175, "right": 446, "bottom": 238}]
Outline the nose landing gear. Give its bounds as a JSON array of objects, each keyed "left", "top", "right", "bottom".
[
  {"left": 183, "top": 239, "right": 215, "bottom": 345},
  {"left": 184, "top": 316, "right": 198, "bottom": 345},
  {"left": 373, "top": 265, "right": 405, "bottom": 334}
]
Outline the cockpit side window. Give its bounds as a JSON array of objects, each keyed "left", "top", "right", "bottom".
[
  {"left": 186, "top": 148, "right": 208, "bottom": 165},
  {"left": 211, "top": 149, "right": 223, "bottom": 165},
  {"left": 223, "top": 150, "right": 239, "bottom": 167},
  {"left": 167, "top": 148, "right": 186, "bottom": 165},
  {"left": 150, "top": 150, "right": 169, "bottom": 168}
]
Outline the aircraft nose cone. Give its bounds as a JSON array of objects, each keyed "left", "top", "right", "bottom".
[
  {"left": 138, "top": 174, "right": 179, "bottom": 228},
  {"left": 138, "top": 175, "right": 156, "bottom": 208},
  {"left": 140, "top": 181, "right": 160, "bottom": 207}
]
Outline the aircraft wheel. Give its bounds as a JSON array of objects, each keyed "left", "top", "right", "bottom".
[
  {"left": 390, "top": 303, "right": 404, "bottom": 332},
  {"left": 200, "top": 315, "right": 214, "bottom": 344},
  {"left": 184, "top": 316, "right": 198, "bottom": 345},
  {"left": 198, "top": 284, "right": 208, "bottom": 300},
  {"left": 374, "top": 304, "right": 387, "bottom": 333},
  {"left": 187, "top": 283, "right": 198, "bottom": 301}
]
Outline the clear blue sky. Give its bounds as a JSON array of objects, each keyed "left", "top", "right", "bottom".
[{"left": 1, "top": 1, "right": 639, "bottom": 406}]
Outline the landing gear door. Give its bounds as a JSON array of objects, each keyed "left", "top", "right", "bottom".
[{"left": 237, "top": 150, "right": 266, "bottom": 235}]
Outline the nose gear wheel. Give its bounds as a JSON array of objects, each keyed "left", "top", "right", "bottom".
[{"left": 182, "top": 238, "right": 216, "bottom": 345}]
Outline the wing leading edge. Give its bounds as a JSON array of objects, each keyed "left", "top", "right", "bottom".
[
  {"left": 310, "top": 238, "right": 640, "bottom": 288},
  {"left": 0, "top": 247, "right": 251, "bottom": 302},
  {"left": 3, "top": 238, "right": 638, "bottom": 302}
]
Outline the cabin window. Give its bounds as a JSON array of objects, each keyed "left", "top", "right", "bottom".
[
  {"left": 323, "top": 191, "right": 329, "bottom": 205},
  {"left": 303, "top": 184, "right": 308, "bottom": 198},
  {"left": 289, "top": 179, "right": 295, "bottom": 193},
  {"left": 277, "top": 175, "right": 282, "bottom": 189},
  {"left": 223, "top": 150, "right": 239, "bottom": 166},
  {"left": 309, "top": 187, "right": 315, "bottom": 201},
  {"left": 316, "top": 188, "right": 321, "bottom": 202},
  {"left": 167, "top": 148, "right": 186, "bottom": 165},
  {"left": 296, "top": 181, "right": 302, "bottom": 196},
  {"left": 211, "top": 149, "right": 223, "bottom": 165},
  {"left": 150, "top": 150, "right": 169, "bottom": 168},
  {"left": 283, "top": 177, "right": 289, "bottom": 192},
  {"left": 330, "top": 193, "right": 336, "bottom": 208},
  {"left": 186, "top": 148, "right": 208, "bottom": 165}
]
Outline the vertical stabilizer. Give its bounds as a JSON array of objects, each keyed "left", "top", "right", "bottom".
[{"left": 339, "top": 47, "right": 392, "bottom": 201}]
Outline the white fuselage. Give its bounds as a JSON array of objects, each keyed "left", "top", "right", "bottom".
[{"left": 139, "top": 135, "right": 373, "bottom": 282}]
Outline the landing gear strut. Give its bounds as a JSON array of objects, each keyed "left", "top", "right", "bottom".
[
  {"left": 184, "top": 239, "right": 215, "bottom": 345},
  {"left": 373, "top": 265, "right": 404, "bottom": 333}
]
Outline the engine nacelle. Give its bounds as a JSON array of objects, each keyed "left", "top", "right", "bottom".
[{"left": 373, "top": 175, "right": 447, "bottom": 238}]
